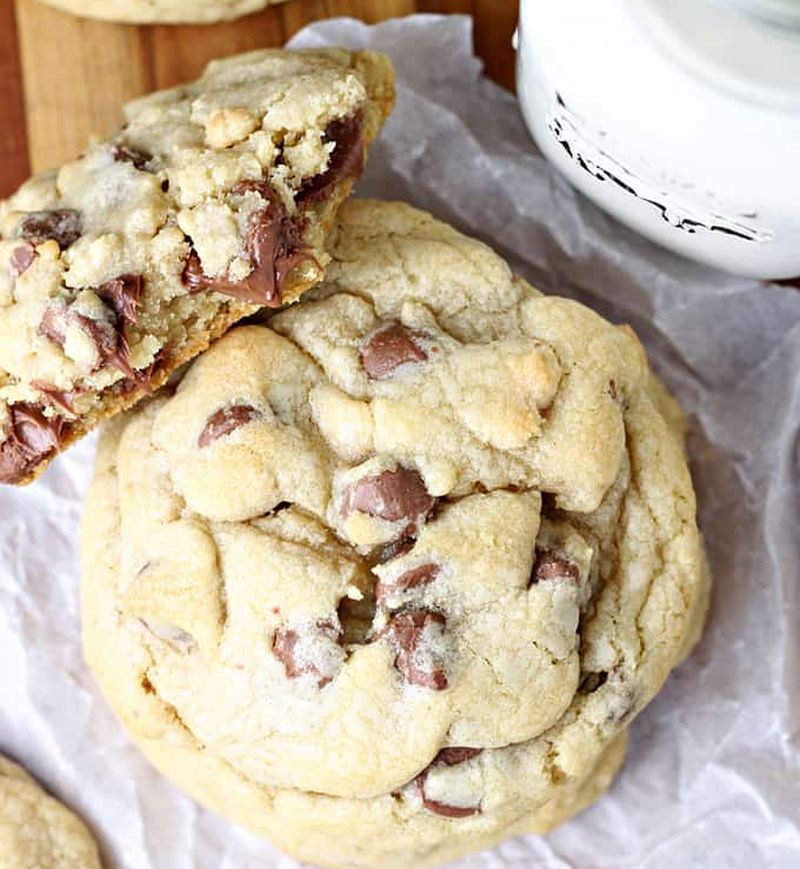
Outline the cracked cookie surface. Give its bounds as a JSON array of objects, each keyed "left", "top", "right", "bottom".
[
  {"left": 0, "top": 47, "right": 394, "bottom": 485},
  {"left": 0, "top": 756, "right": 101, "bottom": 869},
  {"left": 39, "top": 0, "right": 286, "bottom": 23},
  {"left": 81, "top": 200, "right": 710, "bottom": 869}
]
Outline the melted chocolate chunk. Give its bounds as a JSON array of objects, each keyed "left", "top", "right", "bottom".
[
  {"left": 96, "top": 273, "right": 144, "bottom": 328},
  {"left": 10, "top": 243, "right": 35, "bottom": 276},
  {"left": 384, "top": 609, "right": 448, "bottom": 690},
  {"left": 116, "top": 345, "right": 170, "bottom": 395},
  {"left": 112, "top": 144, "right": 152, "bottom": 171},
  {"left": 0, "top": 403, "right": 67, "bottom": 484},
  {"left": 31, "top": 381, "right": 83, "bottom": 415},
  {"left": 414, "top": 747, "right": 483, "bottom": 818},
  {"left": 182, "top": 183, "right": 315, "bottom": 307},
  {"left": 343, "top": 466, "right": 435, "bottom": 536},
  {"left": 197, "top": 404, "right": 259, "bottom": 448},
  {"left": 376, "top": 563, "right": 440, "bottom": 603},
  {"left": 38, "top": 305, "right": 133, "bottom": 378},
  {"left": 17, "top": 209, "right": 82, "bottom": 250},
  {"left": 272, "top": 620, "right": 343, "bottom": 688},
  {"left": 297, "top": 111, "right": 365, "bottom": 206},
  {"left": 360, "top": 323, "right": 430, "bottom": 380},
  {"left": 531, "top": 551, "right": 580, "bottom": 585}
]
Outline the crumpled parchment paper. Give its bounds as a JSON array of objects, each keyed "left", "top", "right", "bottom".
[{"left": 1, "top": 14, "right": 799, "bottom": 869}]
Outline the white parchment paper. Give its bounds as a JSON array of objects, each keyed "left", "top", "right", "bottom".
[{"left": 1, "top": 15, "right": 799, "bottom": 869}]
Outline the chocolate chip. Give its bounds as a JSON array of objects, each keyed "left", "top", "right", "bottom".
[
  {"left": 374, "top": 537, "right": 415, "bottom": 565},
  {"left": 112, "top": 144, "right": 152, "bottom": 171},
  {"left": 31, "top": 381, "right": 83, "bottom": 415},
  {"left": 197, "top": 404, "right": 259, "bottom": 448},
  {"left": 0, "top": 403, "right": 67, "bottom": 484},
  {"left": 116, "top": 345, "right": 170, "bottom": 395},
  {"left": 343, "top": 466, "right": 435, "bottom": 536},
  {"left": 95, "top": 273, "right": 144, "bottom": 328},
  {"left": 297, "top": 111, "right": 365, "bottom": 206},
  {"left": 38, "top": 305, "right": 133, "bottom": 377},
  {"left": 38, "top": 307, "right": 67, "bottom": 346},
  {"left": 531, "top": 551, "right": 580, "bottom": 585},
  {"left": 433, "top": 747, "right": 483, "bottom": 766},
  {"left": 182, "top": 183, "right": 315, "bottom": 307},
  {"left": 579, "top": 671, "right": 608, "bottom": 694},
  {"left": 38, "top": 276, "right": 143, "bottom": 377},
  {"left": 17, "top": 209, "right": 82, "bottom": 250},
  {"left": 414, "top": 747, "right": 483, "bottom": 818},
  {"left": 376, "top": 562, "right": 440, "bottom": 603},
  {"left": 10, "top": 243, "right": 35, "bottom": 276},
  {"left": 272, "top": 620, "right": 343, "bottom": 688},
  {"left": 360, "top": 323, "right": 431, "bottom": 380},
  {"left": 384, "top": 610, "right": 448, "bottom": 691}
]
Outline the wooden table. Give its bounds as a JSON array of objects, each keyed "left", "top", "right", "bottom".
[{"left": 0, "top": 0, "right": 518, "bottom": 197}]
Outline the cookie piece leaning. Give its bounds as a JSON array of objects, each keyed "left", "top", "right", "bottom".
[
  {"left": 0, "top": 47, "right": 394, "bottom": 485},
  {"left": 81, "top": 200, "right": 710, "bottom": 869},
  {"left": 36, "top": 0, "right": 285, "bottom": 23},
  {"left": 0, "top": 755, "right": 102, "bottom": 869}
]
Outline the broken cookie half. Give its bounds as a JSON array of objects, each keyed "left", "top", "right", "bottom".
[{"left": 0, "top": 47, "right": 394, "bottom": 484}]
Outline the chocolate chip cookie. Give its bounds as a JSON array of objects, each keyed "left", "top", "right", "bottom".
[
  {"left": 81, "top": 200, "right": 710, "bottom": 869},
  {"left": 0, "top": 756, "right": 101, "bottom": 868},
  {"left": 37, "top": 0, "right": 285, "bottom": 23},
  {"left": 0, "top": 48, "right": 394, "bottom": 485}
]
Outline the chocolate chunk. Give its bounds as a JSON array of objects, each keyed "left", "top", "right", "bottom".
[
  {"left": 79, "top": 314, "right": 131, "bottom": 374},
  {"left": 197, "top": 404, "right": 259, "bottom": 448},
  {"left": 0, "top": 403, "right": 67, "bottom": 484},
  {"left": 272, "top": 620, "right": 343, "bottom": 688},
  {"left": 414, "top": 746, "right": 483, "bottom": 818},
  {"left": 343, "top": 466, "right": 435, "bottom": 536},
  {"left": 531, "top": 551, "right": 580, "bottom": 585},
  {"left": 38, "top": 275, "right": 143, "bottom": 377},
  {"left": 182, "top": 183, "right": 315, "bottom": 307},
  {"left": 116, "top": 345, "right": 170, "bottom": 395},
  {"left": 579, "top": 671, "right": 608, "bottom": 694},
  {"left": 38, "top": 304, "right": 133, "bottom": 378},
  {"left": 374, "top": 537, "right": 415, "bottom": 565},
  {"left": 360, "top": 323, "right": 430, "bottom": 380},
  {"left": 17, "top": 209, "right": 82, "bottom": 250},
  {"left": 297, "top": 111, "right": 365, "bottom": 206},
  {"left": 95, "top": 273, "right": 144, "bottom": 328},
  {"left": 376, "top": 562, "right": 440, "bottom": 603},
  {"left": 384, "top": 610, "right": 448, "bottom": 690},
  {"left": 112, "top": 144, "right": 152, "bottom": 171},
  {"left": 31, "top": 381, "right": 83, "bottom": 415},
  {"left": 10, "top": 243, "right": 35, "bottom": 276},
  {"left": 434, "top": 747, "right": 483, "bottom": 766},
  {"left": 417, "top": 792, "right": 481, "bottom": 818},
  {"left": 38, "top": 306, "right": 67, "bottom": 346}
]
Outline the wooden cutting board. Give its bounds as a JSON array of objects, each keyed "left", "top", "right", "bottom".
[{"left": 1, "top": 0, "right": 517, "bottom": 197}]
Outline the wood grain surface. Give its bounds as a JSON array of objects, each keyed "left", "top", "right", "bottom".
[{"left": 2, "top": 0, "right": 517, "bottom": 195}]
